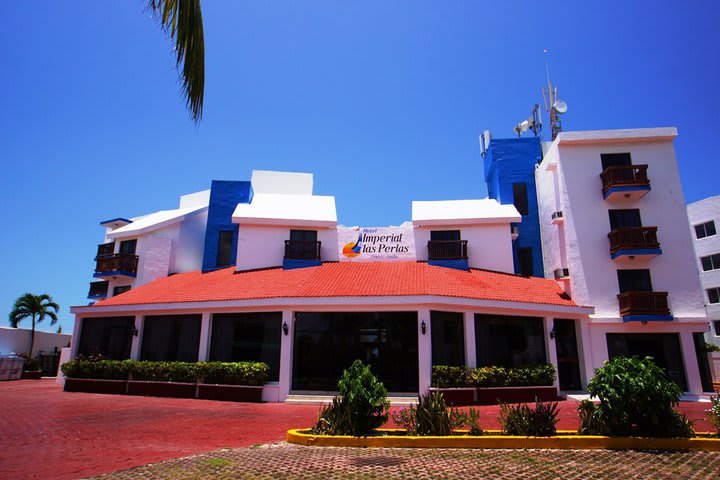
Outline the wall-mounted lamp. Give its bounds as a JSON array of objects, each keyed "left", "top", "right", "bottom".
[
  {"left": 283, "top": 321, "right": 289, "bottom": 336},
  {"left": 421, "top": 320, "right": 427, "bottom": 335},
  {"left": 131, "top": 327, "right": 139, "bottom": 337},
  {"left": 549, "top": 327, "right": 556, "bottom": 340}
]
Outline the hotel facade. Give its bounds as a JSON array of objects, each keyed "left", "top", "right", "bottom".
[{"left": 69, "top": 128, "right": 714, "bottom": 399}]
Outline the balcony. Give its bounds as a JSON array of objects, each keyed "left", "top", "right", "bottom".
[
  {"left": 94, "top": 253, "right": 139, "bottom": 278},
  {"left": 87, "top": 280, "right": 109, "bottom": 299},
  {"left": 618, "top": 291, "right": 672, "bottom": 321},
  {"left": 97, "top": 242, "right": 114, "bottom": 257},
  {"left": 428, "top": 240, "right": 468, "bottom": 260},
  {"left": 284, "top": 240, "right": 322, "bottom": 260},
  {"left": 608, "top": 227, "right": 661, "bottom": 261},
  {"left": 600, "top": 164, "right": 650, "bottom": 201}
]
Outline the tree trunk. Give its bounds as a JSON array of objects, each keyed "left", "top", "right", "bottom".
[{"left": 29, "top": 315, "right": 36, "bottom": 358}]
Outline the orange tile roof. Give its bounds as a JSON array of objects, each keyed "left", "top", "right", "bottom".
[{"left": 94, "top": 261, "right": 581, "bottom": 308}]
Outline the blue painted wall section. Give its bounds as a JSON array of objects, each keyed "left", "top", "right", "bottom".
[
  {"left": 201, "top": 180, "right": 253, "bottom": 272},
  {"left": 428, "top": 259, "right": 469, "bottom": 271},
  {"left": 282, "top": 259, "right": 322, "bottom": 270},
  {"left": 484, "top": 137, "right": 544, "bottom": 277}
]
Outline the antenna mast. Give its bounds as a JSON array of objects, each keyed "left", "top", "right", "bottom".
[{"left": 542, "top": 49, "right": 566, "bottom": 140}]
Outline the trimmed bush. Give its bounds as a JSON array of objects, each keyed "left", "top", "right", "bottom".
[
  {"left": 498, "top": 399, "right": 559, "bottom": 436},
  {"left": 579, "top": 356, "right": 693, "bottom": 438},
  {"left": 432, "top": 364, "right": 556, "bottom": 388},
  {"left": 61, "top": 359, "right": 269, "bottom": 386}
]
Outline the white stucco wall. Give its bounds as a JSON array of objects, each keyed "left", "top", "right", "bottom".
[
  {"left": 687, "top": 196, "right": 720, "bottom": 342},
  {"left": 0, "top": 326, "right": 72, "bottom": 357},
  {"left": 413, "top": 224, "right": 515, "bottom": 272}
]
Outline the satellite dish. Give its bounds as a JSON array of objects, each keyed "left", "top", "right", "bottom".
[
  {"left": 520, "top": 120, "right": 530, "bottom": 132},
  {"left": 553, "top": 99, "right": 568, "bottom": 114}
]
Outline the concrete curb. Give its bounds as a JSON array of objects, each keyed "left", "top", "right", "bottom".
[{"left": 286, "top": 429, "right": 720, "bottom": 451}]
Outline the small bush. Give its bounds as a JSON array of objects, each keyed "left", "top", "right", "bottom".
[
  {"left": 498, "top": 399, "right": 559, "bottom": 436},
  {"left": 705, "top": 343, "right": 720, "bottom": 353},
  {"left": 337, "top": 360, "right": 390, "bottom": 436},
  {"left": 432, "top": 364, "right": 556, "bottom": 388},
  {"left": 581, "top": 356, "right": 693, "bottom": 438},
  {"left": 200, "top": 362, "right": 269, "bottom": 386},
  {"left": 61, "top": 359, "right": 131, "bottom": 380},
  {"left": 431, "top": 366, "right": 469, "bottom": 388},
  {"left": 311, "top": 396, "right": 353, "bottom": 436},
  {"left": 391, "top": 392, "right": 483, "bottom": 436},
  {"left": 706, "top": 395, "right": 720, "bottom": 434}
]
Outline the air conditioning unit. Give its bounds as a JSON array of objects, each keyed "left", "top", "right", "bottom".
[
  {"left": 554, "top": 268, "right": 570, "bottom": 280},
  {"left": 551, "top": 211, "right": 564, "bottom": 224}
]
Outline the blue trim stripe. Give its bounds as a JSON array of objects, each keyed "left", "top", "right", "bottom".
[
  {"left": 623, "top": 314, "right": 674, "bottom": 322},
  {"left": 282, "top": 259, "right": 322, "bottom": 270},
  {"left": 93, "top": 270, "right": 137, "bottom": 278},
  {"left": 611, "top": 248, "right": 662, "bottom": 259},
  {"left": 603, "top": 185, "right": 651, "bottom": 199},
  {"left": 99, "top": 217, "right": 132, "bottom": 226},
  {"left": 428, "top": 259, "right": 469, "bottom": 271},
  {"left": 87, "top": 294, "right": 107, "bottom": 299}
]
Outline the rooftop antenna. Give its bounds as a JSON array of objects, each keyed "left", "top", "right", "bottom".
[{"left": 541, "top": 49, "right": 568, "bottom": 141}]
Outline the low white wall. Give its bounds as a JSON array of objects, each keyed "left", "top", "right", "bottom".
[{"left": 0, "top": 326, "right": 72, "bottom": 357}]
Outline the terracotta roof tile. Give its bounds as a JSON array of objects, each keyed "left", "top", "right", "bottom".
[{"left": 94, "top": 262, "right": 581, "bottom": 308}]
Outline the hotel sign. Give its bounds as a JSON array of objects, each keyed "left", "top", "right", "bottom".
[{"left": 338, "top": 226, "right": 415, "bottom": 261}]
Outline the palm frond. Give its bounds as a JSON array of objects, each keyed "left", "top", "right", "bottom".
[{"left": 148, "top": 0, "right": 205, "bottom": 123}]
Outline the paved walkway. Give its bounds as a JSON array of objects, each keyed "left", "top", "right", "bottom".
[
  {"left": 93, "top": 444, "right": 720, "bottom": 479},
  {"left": 0, "top": 379, "right": 717, "bottom": 479}
]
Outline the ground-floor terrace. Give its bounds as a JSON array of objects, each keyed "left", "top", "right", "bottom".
[
  {"left": 69, "top": 263, "right": 715, "bottom": 398},
  {"left": 1, "top": 379, "right": 717, "bottom": 480}
]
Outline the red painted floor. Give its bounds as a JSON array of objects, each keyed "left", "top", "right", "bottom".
[{"left": 0, "top": 379, "right": 715, "bottom": 480}]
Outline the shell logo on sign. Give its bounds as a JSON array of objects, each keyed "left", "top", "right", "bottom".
[
  {"left": 338, "top": 226, "right": 416, "bottom": 261},
  {"left": 342, "top": 232, "right": 363, "bottom": 258}
]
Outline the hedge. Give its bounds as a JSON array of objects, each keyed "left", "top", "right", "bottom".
[
  {"left": 432, "top": 364, "right": 556, "bottom": 388},
  {"left": 61, "top": 360, "right": 269, "bottom": 386}
]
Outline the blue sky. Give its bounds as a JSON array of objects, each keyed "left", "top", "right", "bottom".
[{"left": 1, "top": 1, "right": 718, "bottom": 332}]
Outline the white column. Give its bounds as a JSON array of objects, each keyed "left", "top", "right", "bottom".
[
  {"left": 129, "top": 315, "right": 144, "bottom": 360},
  {"left": 463, "top": 311, "right": 476, "bottom": 368},
  {"left": 418, "top": 308, "right": 432, "bottom": 394},
  {"left": 278, "top": 310, "right": 294, "bottom": 401},
  {"left": 197, "top": 312, "right": 212, "bottom": 362},
  {"left": 578, "top": 319, "right": 595, "bottom": 388},
  {"left": 70, "top": 315, "right": 83, "bottom": 359},
  {"left": 679, "top": 331, "right": 703, "bottom": 394},
  {"left": 544, "top": 317, "right": 560, "bottom": 389}
]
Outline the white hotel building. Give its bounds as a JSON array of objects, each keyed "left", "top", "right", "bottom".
[{"left": 69, "top": 128, "right": 714, "bottom": 399}]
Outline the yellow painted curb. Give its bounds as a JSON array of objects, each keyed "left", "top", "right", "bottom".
[{"left": 286, "top": 429, "right": 720, "bottom": 451}]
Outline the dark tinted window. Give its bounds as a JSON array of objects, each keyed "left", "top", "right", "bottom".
[
  {"left": 518, "top": 247, "right": 533, "bottom": 276},
  {"left": 601, "top": 153, "right": 632, "bottom": 170},
  {"left": 290, "top": 230, "right": 317, "bottom": 242},
  {"left": 512, "top": 183, "right": 529, "bottom": 216},
  {"left": 475, "top": 314, "right": 546, "bottom": 368},
  {"left": 113, "top": 285, "right": 131, "bottom": 296},
  {"left": 701, "top": 253, "right": 720, "bottom": 271},
  {"left": 430, "top": 311, "right": 464, "bottom": 367},
  {"left": 617, "top": 269, "right": 653, "bottom": 293},
  {"left": 430, "top": 230, "right": 461, "bottom": 241},
  {"left": 209, "top": 312, "right": 282, "bottom": 381},
  {"left": 695, "top": 221, "right": 717, "bottom": 239},
  {"left": 141, "top": 315, "right": 201, "bottom": 362},
  {"left": 708, "top": 287, "right": 720, "bottom": 304},
  {"left": 78, "top": 316, "right": 134, "bottom": 359},
  {"left": 606, "top": 333, "right": 687, "bottom": 390},
  {"left": 609, "top": 209, "right": 642, "bottom": 230},
  {"left": 216, "top": 230, "right": 234, "bottom": 267},
  {"left": 119, "top": 239, "right": 137, "bottom": 255}
]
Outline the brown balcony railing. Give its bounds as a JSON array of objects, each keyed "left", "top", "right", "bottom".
[
  {"left": 95, "top": 253, "right": 139, "bottom": 276},
  {"left": 96, "top": 242, "right": 115, "bottom": 257},
  {"left": 608, "top": 227, "right": 660, "bottom": 254},
  {"left": 284, "top": 240, "right": 322, "bottom": 260},
  {"left": 88, "top": 281, "right": 109, "bottom": 298},
  {"left": 428, "top": 240, "right": 468, "bottom": 260},
  {"left": 600, "top": 164, "right": 649, "bottom": 194},
  {"left": 618, "top": 291, "right": 670, "bottom": 317}
]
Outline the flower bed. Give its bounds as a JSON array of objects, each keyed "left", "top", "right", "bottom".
[{"left": 61, "top": 360, "right": 268, "bottom": 402}]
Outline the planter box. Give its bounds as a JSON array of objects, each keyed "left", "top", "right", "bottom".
[
  {"left": 708, "top": 352, "right": 720, "bottom": 384},
  {"left": 197, "top": 384, "right": 263, "bottom": 403},
  {"left": 476, "top": 385, "right": 558, "bottom": 404},
  {"left": 21, "top": 371, "right": 43, "bottom": 380},
  {"left": 64, "top": 378, "right": 128, "bottom": 395},
  {"left": 127, "top": 380, "right": 196, "bottom": 398},
  {"left": 429, "top": 387, "right": 476, "bottom": 406}
]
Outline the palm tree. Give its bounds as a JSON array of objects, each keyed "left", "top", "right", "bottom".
[
  {"left": 148, "top": 0, "right": 205, "bottom": 123},
  {"left": 9, "top": 293, "right": 60, "bottom": 357}
]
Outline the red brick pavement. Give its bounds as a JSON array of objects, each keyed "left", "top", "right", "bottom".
[{"left": 0, "top": 379, "right": 715, "bottom": 480}]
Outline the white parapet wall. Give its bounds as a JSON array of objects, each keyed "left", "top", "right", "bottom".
[{"left": 0, "top": 326, "right": 72, "bottom": 358}]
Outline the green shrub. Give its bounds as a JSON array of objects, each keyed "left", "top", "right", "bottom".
[
  {"left": 432, "top": 364, "right": 556, "bottom": 388},
  {"left": 311, "top": 396, "right": 353, "bottom": 436},
  {"left": 200, "top": 362, "right": 269, "bottom": 386},
  {"left": 128, "top": 361, "right": 199, "bottom": 382},
  {"left": 581, "top": 356, "right": 693, "bottom": 438},
  {"left": 61, "top": 359, "right": 131, "bottom": 380},
  {"left": 705, "top": 343, "right": 720, "bottom": 353},
  {"left": 706, "top": 395, "right": 720, "bottom": 434},
  {"left": 498, "top": 399, "right": 559, "bottom": 436},
  {"left": 337, "top": 360, "right": 390, "bottom": 436},
  {"left": 391, "top": 392, "right": 483, "bottom": 436}
]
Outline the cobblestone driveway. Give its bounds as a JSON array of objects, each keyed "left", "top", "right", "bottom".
[{"left": 94, "top": 443, "right": 720, "bottom": 480}]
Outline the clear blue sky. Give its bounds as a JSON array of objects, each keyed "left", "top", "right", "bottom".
[{"left": 1, "top": 1, "right": 718, "bottom": 332}]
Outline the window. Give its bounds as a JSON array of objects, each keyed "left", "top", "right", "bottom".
[
  {"left": 701, "top": 253, "right": 720, "bottom": 272},
  {"left": 119, "top": 239, "right": 137, "bottom": 255},
  {"left": 708, "top": 287, "right": 720, "bottom": 305},
  {"left": 512, "top": 183, "right": 529, "bottom": 216},
  {"left": 695, "top": 221, "right": 717, "bottom": 239},
  {"left": 113, "top": 285, "right": 131, "bottom": 296},
  {"left": 209, "top": 312, "right": 282, "bottom": 381},
  {"left": 606, "top": 333, "right": 687, "bottom": 390},
  {"left": 216, "top": 230, "right": 234, "bottom": 267},
  {"left": 608, "top": 209, "right": 642, "bottom": 230},
  {"left": 601, "top": 153, "right": 632, "bottom": 170},
  {"left": 617, "top": 269, "right": 652, "bottom": 293},
  {"left": 288, "top": 230, "right": 319, "bottom": 259},
  {"left": 430, "top": 311, "right": 465, "bottom": 367},
  {"left": 430, "top": 230, "right": 461, "bottom": 241},
  {"left": 77, "top": 316, "right": 135, "bottom": 359},
  {"left": 714, "top": 320, "right": 720, "bottom": 336},
  {"left": 141, "top": 315, "right": 201, "bottom": 362},
  {"left": 429, "top": 230, "right": 464, "bottom": 260},
  {"left": 475, "top": 314, "right": 546, "bottom": 368},
  {"left": 518, "top": 247, "right": 533, "bottom": 276}
]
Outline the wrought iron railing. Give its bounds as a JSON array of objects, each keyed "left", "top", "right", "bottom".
[
  {"left": 284, "top": 240, "right": 322, "bottom": 260},
  {"left": 427, "top": 240, "right": 468, "bottom": 260}
]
